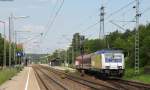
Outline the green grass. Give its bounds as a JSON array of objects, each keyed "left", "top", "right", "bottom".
[
  {"left": 0, "top": 68, "right": 20, "bottom": 85},
  {"left": 123, "top": 68, "right": 150, "bottom": 84}
]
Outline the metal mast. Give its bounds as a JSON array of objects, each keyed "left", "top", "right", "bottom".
[
  {"left": 99, "top": 0, "right": 105, "bottom": 39},
  {"left": 14, "top": 31, "right": 17, "bottom": 65},
  {"left": 3, "top": 22, "right": 6, "bottom": 68},
  {"left": 135, "top": 0, "right": 140, "bottom": 74},
  {"left": 71, "top": 46, "right": 74, "bottom": 65},
  {"left": 9, "top": 14, "right": 13, "bottom": 67}
]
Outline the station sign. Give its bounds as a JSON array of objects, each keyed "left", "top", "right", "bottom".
[{"left": 16, "top": 52, "right": 24, "bottom": 57}]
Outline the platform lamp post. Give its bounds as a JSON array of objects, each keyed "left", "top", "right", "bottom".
[{"left": 0, "top": 20, "right": 6, "bottom": 68}]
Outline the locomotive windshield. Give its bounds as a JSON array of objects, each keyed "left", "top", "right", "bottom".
[{"left": 105, "top": 53, "right": 122, "bottom": 63}]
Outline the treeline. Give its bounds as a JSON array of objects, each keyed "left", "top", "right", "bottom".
[
  {"left": 49, "top": 24, "right": 150, "bottom": 68},
  {"left": 0, "top": 34, "right": 23, "bottom": 66}
]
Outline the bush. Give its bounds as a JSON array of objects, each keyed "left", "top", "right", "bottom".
[{"left": 123, "top": 68, "right": 144, "bottom": 78}]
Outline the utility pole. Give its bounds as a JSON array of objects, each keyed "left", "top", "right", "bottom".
[
  {"left": 3, "top": 22, "right": 6, "bottom": 68},
  {"left": 71, "top": 46, "right": 74, "bottom": 65},
  {"left": 14, "top": 31, "right": 17, "bottom": 65},
  {"left": 134, "top": 0, "right": 140, "bottom": 74},
  {"left": 99, "top": 0, "right": 105, "bottom": 39},
  {"left": 9, "top": 14, "right": 13, "bottom": 67},
  {"left": 66, "top": 50, "right": 68, "bottom": 67}
]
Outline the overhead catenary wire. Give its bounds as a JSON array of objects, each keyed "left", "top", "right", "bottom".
[
  {"left": 47, "top": 0, "right": 136, "bottom": 50},
  {"left": 113, "top": 2, "right": 150, "bottom": 30},
  {"left": 55, "top": 0, "right": 137, "bottom": 49},
  {"left": 36, "top": 0, "right": 64, "bottom": 51},
  {"left": 141, "top": 7, "right": 150, "bottom": 15},
  {"left": 80, "top": 0, "right": 136, "bottom": 34},
  {"left": 55, "top": 0, "right": 137, "bottom": 46},
  {"left": 45, "top": 0, "right": 59, "bottom": 30},
  {"left": 106, "top": 0, "right": 135, "bottom": 19},
  {"left": 81, "top": 21, "right": 100, "bottom": 34},
  {"left": 36, "top": 0, "right": 64, "bottom": 53},
  {"left": 70, "top": 9, "right": 99, "bottom": 32},
  {"left": 42, "top": 0, "right": 64, "bottom": 39}
]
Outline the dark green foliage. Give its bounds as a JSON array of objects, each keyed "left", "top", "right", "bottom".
[
  {"left": 49, "top": 24, "right": 150, "bottom": 68},
  {"left": 84, "top": 39, "right": 106, "bottom": 53},
  {"left": 0, "top": 34, "right": 4, "bottom": 66},
  {"left": 0, "top": 33, "right": 23, "bottom": 66},
  {"left": 76, "top": 24, "right": 150, "bottom": 68}
]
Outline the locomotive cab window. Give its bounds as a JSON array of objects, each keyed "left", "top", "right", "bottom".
[{"left": 105, "top": 53, "right": 122, "bottom": 63}]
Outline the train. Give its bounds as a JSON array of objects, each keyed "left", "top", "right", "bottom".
[{"left": 75, "top": 49, "right": 125, "bottom": 77}]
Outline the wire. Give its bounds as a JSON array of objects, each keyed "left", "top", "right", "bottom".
[
  {"left": 111, "top": 0, "right": 150, "bottom": 30},
  {"left": 81, "top": 21, "right": 100, "bottom": 34},
  {"left": 43, "top": 0, "right": 64, "bottom": 39},
  {"left": 141, "top": 7, "right": 150, "bottom": 15},
  {"left": 106, "top": 0, "right": 135, "bottom": 19},
  {"left": 29, "top": 0, "right": 60, "bottom": 51},
  {"left": 71, "top": 12, "right": 99, "bottom": 32},
  {"left": 79, "top": 0, "right": 135, "bottom": 34},
  {"left": 45, "top": 0, "right": 59, "bottom": 30},
  {"left": 37, "top": 0, "right": 64, "bottom": 50}
]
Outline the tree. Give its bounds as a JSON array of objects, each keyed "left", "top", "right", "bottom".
[{"left": 0, "top": 33, "right": 23, "bottom": 66}]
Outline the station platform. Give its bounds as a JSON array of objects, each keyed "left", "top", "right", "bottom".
[
  {"left": 40, "top": 64, "right": 76, "bottom": 73},
  {"left": 51, "top": 66, "right": 76, "bottom": 72},
  {"left": 0, "top": 67, "right": 40, "bottom": 90}
]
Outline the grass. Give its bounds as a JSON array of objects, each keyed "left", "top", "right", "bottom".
[
  {"left": 0, "top": 67, "right": 21, "bottom": 85},
  {"left": 123, "top": 68, "right": 150, "bottom": 84}
]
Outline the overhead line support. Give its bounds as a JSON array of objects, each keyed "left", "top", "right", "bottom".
[{"left": 135, "top": 0, "right": 140, "bottom": 75}]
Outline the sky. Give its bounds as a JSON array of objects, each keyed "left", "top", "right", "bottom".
[{"left": 0, "top": 0, "right": 149, "bottom": 54}]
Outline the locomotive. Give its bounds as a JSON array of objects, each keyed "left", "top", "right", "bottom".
[{"left": 75, "top": 49, "right": 125, "bottom": 77}]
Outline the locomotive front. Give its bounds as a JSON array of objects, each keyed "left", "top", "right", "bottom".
[{"left": 98, "top": 50, "right": 125, "bottom": 77}]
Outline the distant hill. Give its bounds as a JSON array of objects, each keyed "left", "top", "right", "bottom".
[{"left": 25, "top": 53, "right": 48, "bottom": 62}]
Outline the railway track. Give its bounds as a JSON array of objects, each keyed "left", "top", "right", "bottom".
[
  {"left": 40, "top": 65, "right": 118, "bottom": 90},
  {"left": 34, "top": 67, "right": 49, "bottom": 90},
  {"left": 40, "top": 65, "right": 150, "bottom": 90},
  {"left": 106, "top": 78, "right": 150, "bottom": 90},
  {"left": 33, "top": 66, "right": 68, "bottom": 90}
]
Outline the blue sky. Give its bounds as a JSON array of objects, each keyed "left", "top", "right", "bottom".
[{"left": 0, "top": 0, "right": 149, "bottom": 54}]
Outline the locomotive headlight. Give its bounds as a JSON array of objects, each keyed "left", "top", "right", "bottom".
[
  {"left": 118, "top": 66, "right": 122, "bottom": 69},
  {"left": 105, "top": 66, "right": 110, "bottom": 69}
]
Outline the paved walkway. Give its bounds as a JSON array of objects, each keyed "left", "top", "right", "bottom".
[{"left": 0, "top": 67, "right": 40, "bottom": 90}]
